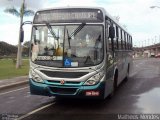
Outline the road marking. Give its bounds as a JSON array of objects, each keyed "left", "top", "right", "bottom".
[
  {"left": 0, "top": 87, "right": 29, "bottom": 96},
  {"left": 18, "top": 102, "right": 55, "bottom": 120},
  {"left": 0, "top": 80, "right": 28, "bottom": 88}
]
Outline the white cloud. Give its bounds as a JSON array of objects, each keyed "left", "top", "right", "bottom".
[
  {"left": 0, "top": 23, "right": 19, "bottom": 45},
  {"left": 98, "top": 0, "right": 160, "bottom": 47},
  {"left": 43, "top": 0, "right": 97, "bottom": 8},
  {"left": 0, "top": 23, "right": 31, "bottom": 45},
  {"left": 0, "top": 0, "right": 44, "bottom": 10}
]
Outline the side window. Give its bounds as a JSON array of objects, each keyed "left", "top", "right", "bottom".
[
  {"left": 116, "top": 26, "right": 119, "bottom": 50},
  {"left": 126, "top": 34, "right": 128, "bottom": 50},
  {"left": 106, "top": 21, "right": 116, "bottom": 51},
  {"left": 124, "top": 32, "right": 126, "bottom": 50},
  {"left": 122, "top": 31, "right": 125, "bottom": 49},
  {"left": 127, "top": 34, "right": 129, "bottom": 50},
  {"left": 113, "top": 24, "right": 117, "bottom": 50},
  {"left": 118, "top": 28, "right": 121, "bottom": 49},
  {"left": 105, "top": 20, "right": 112, "bottom": 51},
  {"left": 107, "top": 24, "right": 112, "bottom": 50},
  {"left": 121, "top": 30, "right": 123, "bottom": 50}
]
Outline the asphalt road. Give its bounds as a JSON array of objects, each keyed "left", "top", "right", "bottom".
[{"left": 0, "top": 58, "right": 160, "bottom": 120}]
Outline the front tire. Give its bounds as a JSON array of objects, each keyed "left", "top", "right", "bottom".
[{"left": 108, "top": 72, "right": 118, "bottom": 98}]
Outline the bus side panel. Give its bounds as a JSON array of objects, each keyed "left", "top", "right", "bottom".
[
  {"left": 126, "top": 51, "right": 133, "bottom": 76},
  {"left": 119, "top": 51, "right": 127, "bottom": 84},
  {"left": 116, "top": 51, "right": 124, "bottom": 85},
  {"left": 104, "top": 66, "right": 114, "bottom": 98},
  {"left": 117, "top": 50, "right": 133, "bottom": 85}
]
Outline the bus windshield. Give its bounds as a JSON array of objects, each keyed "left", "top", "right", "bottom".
[{"left": 31, "top": 24, "right": 104, "bottom": 67}]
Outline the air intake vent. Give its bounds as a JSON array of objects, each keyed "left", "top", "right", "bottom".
[
  {"left": 49, "top": 87, "right": 77, "bottom": 95},
  {"left": 40, "top": 70, "right": 88, "bottom": 78}
]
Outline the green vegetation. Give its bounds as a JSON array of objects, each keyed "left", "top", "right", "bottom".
[
  {"left": 0, "top": 59, "right": 29, "bottom": 80},
  {"left": 0, "top": 41, "right": 17, "bottom": 56}
]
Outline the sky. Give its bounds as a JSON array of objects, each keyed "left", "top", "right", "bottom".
[{"left": 0, "top": 0, "right": 160, "bottom": 47}]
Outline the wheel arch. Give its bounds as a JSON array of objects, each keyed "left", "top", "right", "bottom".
[{"left": 113, "top": 66, "right": 118, "bottom": 83}]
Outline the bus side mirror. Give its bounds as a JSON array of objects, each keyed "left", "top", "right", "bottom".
[
  {"left": 20, "top": 28, "right": 24, "bottom": 43},
  {"left": 109, "top": 26, "right": 115, "bottom": 39}
]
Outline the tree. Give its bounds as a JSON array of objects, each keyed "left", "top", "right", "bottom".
[{"left": 4, "top": 0, "right": 34, "bottom": 68}]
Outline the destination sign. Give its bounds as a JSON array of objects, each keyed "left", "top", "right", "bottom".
[{"left": 33, "top": 8, "right": 103, "bottom": 23}]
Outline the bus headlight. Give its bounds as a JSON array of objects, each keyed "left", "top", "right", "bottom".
[
  {"left": 84, "top": 71, "right": 104, "bottom": 86},
  {"left": 30, "top": 70, "right": 44, "bottom": 83}
]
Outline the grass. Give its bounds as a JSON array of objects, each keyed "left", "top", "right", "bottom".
[{"left": 0, "top": 59, "right": 29, "bottom": 80}]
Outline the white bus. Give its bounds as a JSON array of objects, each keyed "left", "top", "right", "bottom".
[{"left": 28, "top": 7, "right": 133, "bottom": 99}]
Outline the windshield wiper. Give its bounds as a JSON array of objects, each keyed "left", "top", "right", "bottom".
[
  {"left": 67, "top": 23, "right": 86, "bottom": 48},
  {"left": 45, "top": 22, "right": 59, "bottom": 40},
  {"left": 84, "top": 56, "right": 94, "bottom": 65},
  {"left": 69, "top": 23, "right": 86, "bottom": 39},
  {"left": 45, "top": 22, "right": 61, "bottom": 56}
]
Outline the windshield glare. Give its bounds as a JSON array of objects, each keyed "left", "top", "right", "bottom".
[{"left": 31, "top": 25, "right": 103, "bottom": 67}]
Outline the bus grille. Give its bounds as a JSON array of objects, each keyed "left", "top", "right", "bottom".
[
  {"left": 46, "top": 80, "right": 82, "bottom": 86},
  {"left": 49, "top": 87, "right": 77, "bottom": 95},
  {"left": 40, "top": 70, "right": 88, "bottom": 78}
]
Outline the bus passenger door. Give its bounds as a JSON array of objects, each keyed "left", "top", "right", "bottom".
[{"left": 104, "top": 21, "right": 115, "bottom": 97}]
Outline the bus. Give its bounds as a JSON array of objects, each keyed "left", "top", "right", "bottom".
[{"left": 28, "top": 7, "right": 133, "bottom": 99}]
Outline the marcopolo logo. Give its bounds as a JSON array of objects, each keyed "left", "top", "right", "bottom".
[{"left": 60, "top": 80, "right": 65, "bottom": 85}]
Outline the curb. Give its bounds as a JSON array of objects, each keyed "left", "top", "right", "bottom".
[{"left": 0, "top": 80, "right": 28, "bottom": 91}]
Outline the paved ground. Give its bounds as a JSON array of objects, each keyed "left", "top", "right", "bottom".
[
  {"left": 0, "top": 58, "right": 160, "bottom": 120},
  {"left": 0, "top": 76, "right": 28, "bottom": 87}
]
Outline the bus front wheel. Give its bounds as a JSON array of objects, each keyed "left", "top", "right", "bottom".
[{"left": 108, "top": 71, "right": 118, "bottom": 98}]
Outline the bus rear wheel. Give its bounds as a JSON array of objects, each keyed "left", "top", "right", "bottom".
[{"left": 124, "top": 65, "right": 130, "bottom": 82}]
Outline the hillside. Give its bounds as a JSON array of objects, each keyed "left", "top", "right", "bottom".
[{"left": 0, "top": 41, "right": 17, "bottom": 56}]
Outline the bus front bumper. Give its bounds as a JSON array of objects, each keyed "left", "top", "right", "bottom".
[{"left": 29, "top": 79, "right": 105, "bottom": 99}]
